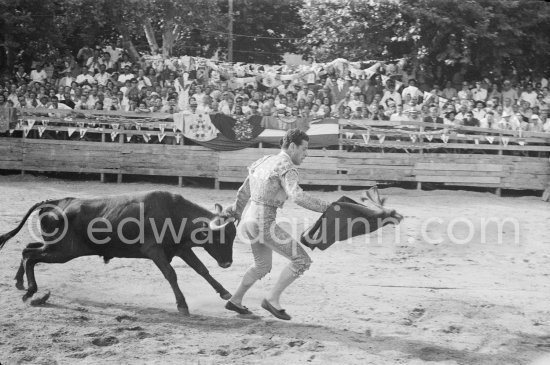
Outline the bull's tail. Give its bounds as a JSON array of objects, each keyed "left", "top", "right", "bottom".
[{"left": 0, "top": 200, "right": 49, "bottom": 251}]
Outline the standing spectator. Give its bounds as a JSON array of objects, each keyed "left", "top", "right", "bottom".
[
  {"left": 94, "top": 64, "right": 111, "bottom": 86},
  {"left": 487, "top": 82, "right": 501, "bottom": 102},
  {"left": 14, "top": 65, "right": 29, "bottom": 84},
  {"left": 501, "top": 80, "right": 518, "bottom": 105},
  {"left": 381, "top": 80, "right": 402, "bottom": 108}
]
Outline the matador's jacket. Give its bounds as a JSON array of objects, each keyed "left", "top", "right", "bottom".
[{"left": 230, "top": 151, "right": 331, "bottom": 218}]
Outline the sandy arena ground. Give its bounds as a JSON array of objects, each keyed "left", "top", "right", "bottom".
[{"left": 1, "top": 175, "right": 550, "bottom": 365}]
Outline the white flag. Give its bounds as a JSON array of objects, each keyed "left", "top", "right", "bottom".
[
  {"left": 67, "top": 127, "right": 77, "bottom": 137},
  {"left": 38, "top": 126, "right": 47, "bottom": 137},
  {"left": 79, "top": 128, "right": 88, "bottom": 139}
]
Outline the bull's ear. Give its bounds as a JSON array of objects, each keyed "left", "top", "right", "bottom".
[{"left": 214, "top": 203, "right": 223, "bottom": 214}]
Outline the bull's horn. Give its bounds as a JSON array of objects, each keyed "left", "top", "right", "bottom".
[{"left": 209, "top": 217, "right": 235, "bottom": 231}]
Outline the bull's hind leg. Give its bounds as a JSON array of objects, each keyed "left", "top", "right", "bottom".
[
  {"left": 15, "top": 242, "right": 44, "bottom": 290},
  {"left": 21, "top": 244, "right": 85, "bottom": 302}
]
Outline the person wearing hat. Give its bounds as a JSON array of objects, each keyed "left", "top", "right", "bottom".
[{"left": 223, "top": 129, "right": 331, "bottom": 320}]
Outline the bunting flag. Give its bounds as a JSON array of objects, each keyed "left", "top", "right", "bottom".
[
  {"left": 159, "top": 123, "right": 166, "bottom": 134},
  {"left": 143, "top": 133, "right": 151, "bottom": 143},
  {"left": 377, "top": 134, "right": 386, "bottom": 144},
  {"left": 112, "top": 123, "right": 120, "bottom": 130},
  {"left": 38, "top": 126, "right": 47, "bottom": 137},
  {"left": 486, "top": 136, "right": 495, "bottom": 144},
  {"left": 501, "top": 136, "right": 509, "bottom": 146},
  {"left": 23, "top": 125, "right": 31, "bottom": 137},
  {"left": 126, "top": 135, "right": 132, "bottom": 142},
  {"left": 9, "top": 129, "right": 14, "bottom": 135},
  {"left": 518, "top": 139, "right": 526, "bottom": 146},
  {"left": 362, "top": 131, "right": 371, "bottom": 144},
  {"left": 441, "top": 134, "right": 449, "bottom": 143},
  {"left": 175, "top": 133, "right": 182, "bottom": 144},
  {"left": 210, "top": 114, "right": 264, "bottom": 141},
  {"left": 111, "top": 131, "right": 118, "bottom": 141},
  {"left": 158, "top": 132, "right": 166, "bottom": 142},
  {"left": 410, "top": 134, "right": 417, "bottom": 143},
  {"left": 42, "top": 120, "right": 49, "bottom": 126},
  {"left": 426, "top": 134, "right": 433, "bottom": 141},
  {"left": 474, "top": 138, "right": 479, "bottom": 144},
  {"left": 67, "top": 127, "right": 77, "bottom": 137},
  {"left": 79, "top": 128, "right": 88, "bottom": 139},
  {"left": 183, "top": 113, "right": 218, "bottom": 141},
  {"left": 27, "top": 119, "right": 36, "bottom": 130},
  {"left": 345, "top": 132, "right": 354, "bottom": 139},
  {"left": 136, "top": 124, "right": 142, "bottom": 131}
]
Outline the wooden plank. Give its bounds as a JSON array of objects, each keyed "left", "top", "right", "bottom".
[
  {"left": 415, "top": 170, "right": 505, "bottom": 177},
  {"left": 414, "top": 163, "right": 503, "bottom": 172},
  {"left": 416, "top": 175, "right": 501, "bottom": 184}
]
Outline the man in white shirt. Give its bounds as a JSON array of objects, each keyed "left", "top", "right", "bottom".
[
  {"left": 401, "top": 79, "right": 421, "bottom": 102},
  {"left": 117, "top": 65, "right": 135, "bottom": 85},
  {"left": 76, "top": 66, "right": 95, "bottom": 86},
  {"left": 472, "top": 81, "right": 487, "bottom": 101},
  {"left": 520, "top": 83, "right": 538, "bottom": 107},
  {"left": 94, "top": 64, "right": 111, "bottom": 86},
  {"left": 501, "top": 80, "right": 518, "bottom": 104},
  {"left": 29, "top": 64, "right": 48, "bottom": 85}
]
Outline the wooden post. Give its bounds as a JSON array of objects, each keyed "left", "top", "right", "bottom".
[
  {"left": 100, "top": 132, "right": 106, "bottom": 183},
  {"left": 496, "top": 133, "right": 503, "bottom": 196},
  {"left": 214, "top": 178, "right": 220, "bottom": 190},
  {"left": 117, "top": 132, "right": 124, "bottom": 184},
  {"left": 416, "top": 126, "right": 424, "bottom": 190},
  {"left": 178, "top": 176, "right": 183, "bottom": 187}
]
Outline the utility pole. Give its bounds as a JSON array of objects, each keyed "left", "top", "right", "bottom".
[{"left": 228, "top": 0, "right": 234, "bottom": 62}]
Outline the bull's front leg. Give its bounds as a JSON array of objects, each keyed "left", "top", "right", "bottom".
[{"left": 179, "top": 249, "right": 231, "bottom": 300}]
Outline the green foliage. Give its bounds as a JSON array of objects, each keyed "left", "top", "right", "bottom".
[{"left": 298, "top": 0, "right": 550, "bottom": 80}]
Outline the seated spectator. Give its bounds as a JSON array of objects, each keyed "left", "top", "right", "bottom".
[
  {"left": 472, "top": 81, "right": 487, "bottom": 102},
  {"left": 479, "top": 110, "right": 496, "bottom": 129},
  {"left": 457, "top": 81, "right": 472, "bottom": 101},
  {"left": 76, "top": 66, "right": 95, "bottom": 86},
  {"left": 29, "top": 64, "right": 49, "bottom": 85}
]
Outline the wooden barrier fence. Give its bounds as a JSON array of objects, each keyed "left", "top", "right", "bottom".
[{"left": 1, "top": 107, "right": 549, "bottom": 195}]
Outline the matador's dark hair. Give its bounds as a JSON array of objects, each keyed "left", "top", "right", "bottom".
[{"left": 280, "top": 128, "right": 309, "bottom": 149}]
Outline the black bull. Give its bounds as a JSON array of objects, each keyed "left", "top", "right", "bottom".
[{"left": 0, "top": 191, "right": 237, "bottom": 315}]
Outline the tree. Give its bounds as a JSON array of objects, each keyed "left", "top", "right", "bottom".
[{"left": 297, "top": 0, "right": 550, "bottom": 82}]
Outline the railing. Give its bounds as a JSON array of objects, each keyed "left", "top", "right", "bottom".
[{"left": 1, "top": 107, "right": 549, "bottom": 195}]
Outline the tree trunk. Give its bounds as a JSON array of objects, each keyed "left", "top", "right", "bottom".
[
  {"left": 119, "top": 27, "right": 140, "bottom": 62},
  {"left": 143, "top": 18, "right": 160, "bottom": 54},
  {"left": 162, "top": 20, "right": 178, "bottom": 58}
]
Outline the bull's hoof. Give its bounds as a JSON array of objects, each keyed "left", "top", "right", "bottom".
[
  {"left": 30, "top": 291, "right": 50, "bottom": 306},
  {"left": 177, "top": 306, "right": 190, "bottom": 316},
  {"left": 220, "top": 291, "right": 232, "bottom": 300},
  {"left": 22, "top": 292, "right": 33, "bottom": 302},
  {"left": 15, "top": 282, "right": 25, "bottom": 291}
]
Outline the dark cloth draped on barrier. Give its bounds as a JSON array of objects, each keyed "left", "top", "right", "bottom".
[
  {"left": 300, "top": 196, "right": 389, "bottom": 251},
  {"left": 209, "top": 114, "right": 264, "bottom": 141},
  {"left": 192, "top": 133, "right": 258, "bottom": 151}
]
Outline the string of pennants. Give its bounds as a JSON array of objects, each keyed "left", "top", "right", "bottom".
[
  {"left": 143, "top": 54, "right": 406, "bottom": 87},
  {"left": 342, "top": 128, "right": 527, "bottom": 146},
  {"left": 12, "top": 118, "right": 529, "bottom": 147}
]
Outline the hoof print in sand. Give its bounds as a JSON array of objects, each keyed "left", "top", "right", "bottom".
[{"left": 92, "top": 336, "right": 119, "bottom": 347}]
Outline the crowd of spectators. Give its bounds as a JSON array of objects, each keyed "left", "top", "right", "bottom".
[{"left": 1, "top": 44, "right": 549, "bottom": 134}]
